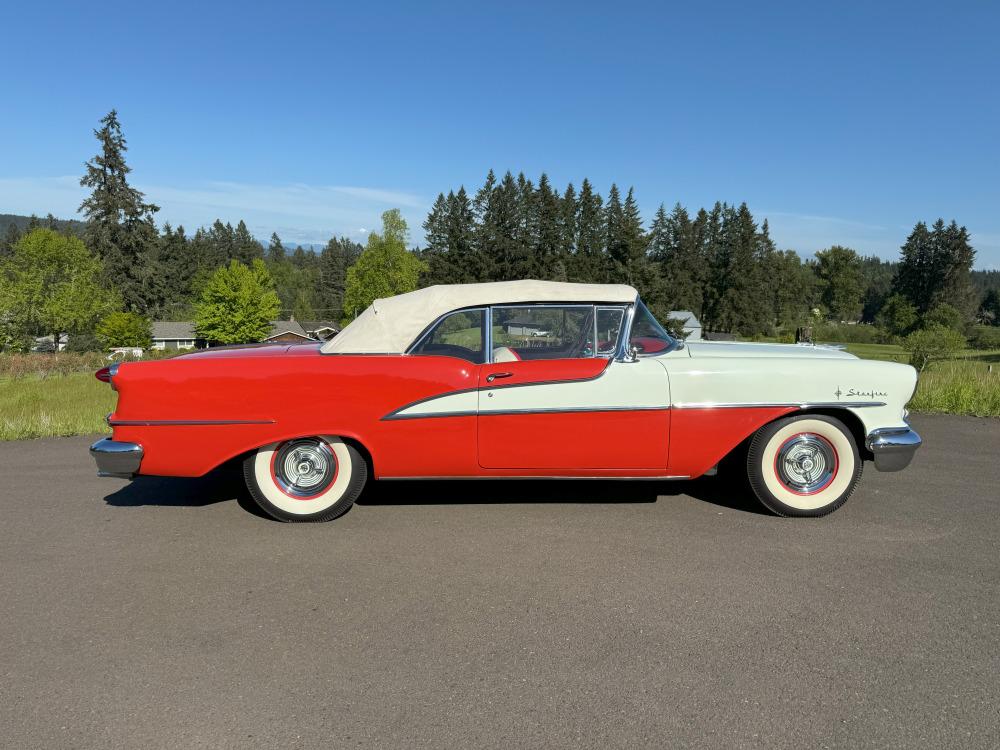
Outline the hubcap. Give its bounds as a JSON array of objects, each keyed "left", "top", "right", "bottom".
[
  {"left": 273, "top": 439, "right": 336, "bottom": 497},
  {"left": 776, "top": 433, "right": 836, "bottom": 494}
]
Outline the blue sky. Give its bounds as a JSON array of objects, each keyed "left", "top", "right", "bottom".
[{"left": 2, "top": 0, "right": 998, "bottom": 267}]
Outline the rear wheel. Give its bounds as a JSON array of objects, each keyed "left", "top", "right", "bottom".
[
  {"left": 243, "top": 436, "right": 366, "bottom": 522},
  {"left": 747, "top": 415, "right": 862, "bottom": 517}
]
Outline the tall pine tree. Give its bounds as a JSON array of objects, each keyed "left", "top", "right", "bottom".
[{"left": 79, "top": 110, "right": 160, "bottom": 313}]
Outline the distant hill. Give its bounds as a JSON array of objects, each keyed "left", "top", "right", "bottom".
[{"left": 1, "top": 213, "right": 86, "bottom": 236}]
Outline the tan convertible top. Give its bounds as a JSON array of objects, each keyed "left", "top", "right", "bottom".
[{"left": 322, "top": 280, "right": 638, "bottom": 354}]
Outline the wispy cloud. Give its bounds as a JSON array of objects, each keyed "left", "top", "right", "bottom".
[
  {"left": 761, "top": 210, "right": 901, "bottom": 259},
  {"left": 762, "top": 210, "right": 1000, "bottom": 268},
  {"left": 0, "top": 176, "right": 428, "bottom": 245}
]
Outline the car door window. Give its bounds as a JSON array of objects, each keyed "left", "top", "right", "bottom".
[
  {"left": 491, "top": 305, "right": 596, "bottom": 361},
  {"left": 409, "top": 308, "right": 486, "bottom": 364},
  {"left": 596, "top": 307, "right": 625, "bottom": 357}
]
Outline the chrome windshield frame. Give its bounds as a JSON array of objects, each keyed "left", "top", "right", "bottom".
[{"left": 616, "top": 296, "right": 683, "bottom": 361}]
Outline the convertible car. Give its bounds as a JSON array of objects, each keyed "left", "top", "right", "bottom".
[{"left": 91, "top": 281, "right": 921, "bottom": 521}]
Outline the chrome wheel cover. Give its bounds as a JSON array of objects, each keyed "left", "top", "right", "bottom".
[
  {"left": 776, "top": 433, "right": 837, "bottom": 494},
  {"left": 273, "top": 439, "right": 336, "bottom": 497}
]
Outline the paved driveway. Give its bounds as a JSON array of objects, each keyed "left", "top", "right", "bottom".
[{"left": 1, "top": 414, "right": 997, "bottom": 749}]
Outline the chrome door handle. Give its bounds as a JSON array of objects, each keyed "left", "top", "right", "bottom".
[{"left": 486, "top": 372, "right": 513, "bottom": 383}]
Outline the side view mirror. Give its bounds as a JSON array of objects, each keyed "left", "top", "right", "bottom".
[{"left": 622, "top": 345, "right": 639, "bottom": 363}]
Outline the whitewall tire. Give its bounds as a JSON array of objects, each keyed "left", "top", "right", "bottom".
[
  {"left": 747, "top": 415, "right": 862, "bottom": 517},
  {"left": 243, "top": 436, "right": 367, "bottom": 522}
]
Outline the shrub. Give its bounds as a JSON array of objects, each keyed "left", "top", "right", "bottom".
[
  {"left": 921, "top": 303, "right": 965, "bottom": 332},
  {"left": 903, "top": 324, "right": 967, "bottom": 371},
  {"left": 876, "top": 294, "right": 918, "bottom": 336},
  {"left": 967, "top": 325, "right": 1000, "bottom": 351}
]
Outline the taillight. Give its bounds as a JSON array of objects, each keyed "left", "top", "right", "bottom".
[{"left": 95, "top": 367, "right": 111, "bottom": 382}]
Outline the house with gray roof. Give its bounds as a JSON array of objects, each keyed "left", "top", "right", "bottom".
[
  {"left": 151, "top": 319, "right": 327, "bottom": 350},
  {"left": 263, "top": 320, "right": 311, "bottom": 343},
  {"left": 299, "top": 321, "right": 340, "bottom": 341},
  {"left": 151, "top": 322, "right": 203, "bottom": 351},
  {"left": 667, "top": 310, "right": 703, "bottom": 341}
]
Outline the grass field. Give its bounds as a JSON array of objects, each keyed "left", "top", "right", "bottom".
[
  {"left": 0, "top": 343, "right": 997, "bottom": 441},
  {"left": 0, "top": 372, "right": 115, "bottom": 441},
  {"left": 841, "top": 343, "right": 1000, "bottom": 417}
]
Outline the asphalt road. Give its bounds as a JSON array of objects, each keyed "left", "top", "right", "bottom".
[{"left": 1, "top": 414, "right": 998, "bottom": 749}]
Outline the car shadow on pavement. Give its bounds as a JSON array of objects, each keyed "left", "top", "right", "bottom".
[
  {"left": 101, "top": 461, "right": 273, "bottom": 519},
  {"left": 102, "top": 465, "right": 771, "bottom": 517},
  {"left": 359, "top": 475, "right": 771, "bottom": 515}
]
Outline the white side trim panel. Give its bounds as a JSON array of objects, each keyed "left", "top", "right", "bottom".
[
  {"left": 388, "top": 359, "right": 670, "bottom": 419},
  {"left": 660, "top": 357, "right": 917, "bottom": 434},
  {"left": 479, "top": 359, "right": 669, "bottom": 414},
  {"left": 389, "top": 390, "right": 478, "bottom": 419}
]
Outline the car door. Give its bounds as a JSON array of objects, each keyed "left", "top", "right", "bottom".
[{"left": 477, "top": 304, "right": 671, "bottom": 470}]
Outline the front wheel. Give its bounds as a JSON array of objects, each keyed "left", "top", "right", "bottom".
[
  {"left": 243, "top": 436, "right": 367, "bottom": 522},
  {"left": 747, "top": 415, "right": 862, "bottom": 517}
]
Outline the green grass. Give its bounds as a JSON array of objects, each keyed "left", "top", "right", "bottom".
[
  {"left": 0, "top": 372, "right": 114, "bottom": 440},
  {"left": 839, "top": 343, "right": 999, "bottom": 417},
  {"left": 906, "top": 361, "right": 1000, "bottom": 417}
]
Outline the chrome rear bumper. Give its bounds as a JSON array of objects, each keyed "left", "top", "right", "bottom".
[
  {"left": 866, "top": 427, "right": 922, "bottom": 472},
  {"left": 90, "top": 438, "right": 143, "bottom": 479}
]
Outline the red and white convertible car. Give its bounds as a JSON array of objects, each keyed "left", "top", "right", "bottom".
[{"left": 91, "top": 281, "right": 921, "bottom": 521}]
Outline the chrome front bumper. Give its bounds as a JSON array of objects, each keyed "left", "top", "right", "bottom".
[
  {"left": 90, "top": 438, "right": 143, "bottom": 479},
  {"left": 866, "top": 427, "right": 922, "bottom": 472}
]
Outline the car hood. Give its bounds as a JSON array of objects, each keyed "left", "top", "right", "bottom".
[{"left": 681, "top": 341, "right": 858, "bottom": 360}]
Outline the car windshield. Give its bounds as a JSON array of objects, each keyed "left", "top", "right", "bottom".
[{"left": 629, "top": 301, "right": 675, "bottom": 355}]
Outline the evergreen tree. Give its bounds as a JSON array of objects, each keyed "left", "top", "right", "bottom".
[
  {"left": 859, "top": 256, "right": 897, "bottom": 323},
  {"left": 232, "top": 220, "right": 263, "bottom": 264},
  {"left": 598, "top": 185, "right": 649, "bottom": 294},
  {"left": 702, "top": 202, "right": 728, "bottom": 330},
  {"left": 291, "top": 245, "right": 309, "bottom": 269},
  {"left": 316, "top": 236, "right": 362, "bottom": 321},
  {"left": 712, "top": 203, "right": 768, "bottom": 335},
  {"left": 534, "top": 174, "right": 563, "bottom": 279},
  {"left": 556, "top": 182, "right": 577, "bottom": 277},
  {"left": 572, "top": 179, "right": 605, "bottom": 282},
  {"left": 936, "top": 220, "right": 977, "bottom": 316},
  {"left": 157, "top": 224, "right": 197, "bottom": 315},
  {"left": 421, "top": 192, "right": 455, "bottom": 285},
  {"left": 604, "top": 184, "right": 626, "bottom": 280},
  {"left": 894, "top": 219, "right": 976, "bottom": 316},
  {"left": 267, "top": 233, "right": 286, "bottom": 262},
  {"left": 814, "top": 245, "right": 864, "bottom": 321},
  {"left": 446, "top": 187, "right": 481, "bottom": 280},
  {"left": 768, "top": 249, "right": 814, "bottom": 328},
  {"left": 1, "top": 222, "right": 20, "bottom": 257},
  {"left": 476, "top": 171, "right": 528, "bottom": 281},
  {"left": 423, "top": 193, "right": 449, "bottom": 253},
  {"left": 644, "top": 204, "right": 672, "bottom": 317},
  {"left": 79, "top": 110, "right": 160, "bottom": 313}
]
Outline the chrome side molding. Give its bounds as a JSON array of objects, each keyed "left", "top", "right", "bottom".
[{"left": 865, "top": 427, "right": 922, "bottom": 472}]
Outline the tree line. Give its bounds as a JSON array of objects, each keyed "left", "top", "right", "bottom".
[
  {"left": 419, "top": 171, "right": 991, "bottom": 339},
  {"left": 1, "top": 110, "right": 997, "bottom": 352}
]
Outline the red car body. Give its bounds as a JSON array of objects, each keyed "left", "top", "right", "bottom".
[{"left": 105, "top": 342, "right": 790, "bottom": 480}]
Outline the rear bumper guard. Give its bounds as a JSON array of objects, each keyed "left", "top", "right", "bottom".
[
  {"left": 865, "top": 427, "right": 922, "bottom": 472},
  {"left": 90, "top": 438, "right": 143, "bottom": 479}
]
